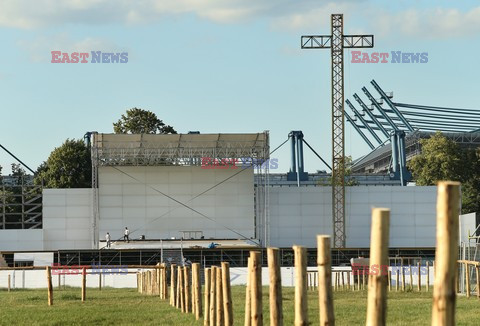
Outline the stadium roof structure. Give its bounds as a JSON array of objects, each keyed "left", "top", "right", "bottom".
[{"left": 346, "top": 80, "right": 480, "bottom": 173}]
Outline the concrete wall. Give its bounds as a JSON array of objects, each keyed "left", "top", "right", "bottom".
[
  {"left": 43, "top": 189, "right": 92, "bottom": 250},
  {"left": 98, "top": 166, "right": 255, "bottom": 241},
  {"left": 269, "top": 186, "right": 439, "bottom": 248}
]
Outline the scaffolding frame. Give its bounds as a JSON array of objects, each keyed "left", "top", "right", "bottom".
[
  {"left": 90, "top": 132, "right": 270, "bottom": 248},
  {"left": 0, "top": 176, "right": 42, "bottom": 230}
]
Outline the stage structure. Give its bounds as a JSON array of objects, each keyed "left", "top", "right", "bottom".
[{"left": 90, "top": 132, "right": 270, "bottom": 248}]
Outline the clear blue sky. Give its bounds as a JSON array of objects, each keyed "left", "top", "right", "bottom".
[{"left": 1, "top": 0, "right": 479, "bottom": 174}]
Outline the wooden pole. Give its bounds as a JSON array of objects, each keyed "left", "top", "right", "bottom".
[
  {"left": 396, "top": 269, "right": 399, "bottom": 292},
  {"left": 209, "top": 266, "right": 217, "bottom": 326},
  {"left": 317, "top": 235, "right": 335, "bottom": 326},
  {"left": 99, "top": 272, "right": 102, "bottom": 291},
  {"left": 475, "top": 266, "right": 480, "bottom": 299},
  {"left": 81, "top": 267, "right": 86, "bottom": 302},
  {"left": 8, "top": 274, "right": 11, "bottom": 292},
  {"left": 362, "top": 269, "right": 366, "bottom": 290},
  {"left": 465, "top": 263, "right": 470, "bottom": 298},
  {"left": 409, "top": 265, "right": 413, "bottom": 291},
  {"left": 334, "top": 272, "right": 338, "bottom": 291},
  {"left": 267, "top": 248, "right": 283, "bottom": 326},
  {"left": 426, "top": 262, "right": 430, "bottom": 292},
  {"left": 221, "top": 262, "right": 233, "bottom": 326},
  {"left": 46, "top": 266, "right": 53, "bottom": 306},
  {"left": 179, "top": 267, "right": 185, "bottom": 312},
  {"left": 170, "top": 264, "right": 177, "bottom": 306},
  {"left": 347, "top": 271, "right": 350, "bottom": 291},
  {"left": 402, "top": 267, "right": 405, "bottom": 292},
  {"left": 162, "top": 264, "right": 168, "bottom": 300},
  {"left": 184, "top": 266, "right": 191, "bottom": 313},
  {"left": 193, "top": 263, "right": 202, "bottom": 320},
  {"left": 176, "top": 266, "right": 181, "bottom": 308},
  {"left": 245, "top": 257, "right": 252, "bottom": 326},
  {"left": 388, "top": 270, "right": 391, "bottom": 292},
  {"left": 293, "top": 245, "right": 308, "bottom": 326},
  {"left": 216, "top": 266, "right": 224, "bottom": 326},
  {"left": 250, "top": 251, "right": 263, "bottom": 326},
  {"left": 366, "top": 208, "right": 390, "bottom": 326},
  {"left": 58, "top": 274, "right": 61, "bottom": 289},
  {"left": 204, "top": 268, "right": 211, "bottom": 326},
  {"left": 417, "top": 262, "right": 421, "bottom": 291},
  {"left": 431, "top": 181, "right": 460, "bottom": 326}
]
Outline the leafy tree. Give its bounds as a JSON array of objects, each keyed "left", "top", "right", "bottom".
[
  {"left": 408, "top": 132, "right": 463, "bottom": 184},
  {"left": 408, "top": 132, "right": 480, "bottom": 214},
  {"left": 34, "top": 139, "right": 91, "bottom": 188},
  {"left": 113, "top": 108, "right": 177, "bottom": 134},
  {"left": 318, "top": 155, "right": 359, "bottom": 186}
]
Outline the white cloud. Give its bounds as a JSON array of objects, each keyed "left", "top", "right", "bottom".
[{"left": 1, "top": 1, "right": 480, "bottom": 40}]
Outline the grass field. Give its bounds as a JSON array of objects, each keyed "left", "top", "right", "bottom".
[{"left": 1, "top": 286, "right": 479, "bottom": 325}]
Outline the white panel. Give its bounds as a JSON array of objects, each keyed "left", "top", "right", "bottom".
[{"left": 98, "top": 166, "right": 254, "bottom": 241}]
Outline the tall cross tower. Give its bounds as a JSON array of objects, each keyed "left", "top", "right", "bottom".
[{"left": 301, "top": 14, "right": 374, "bottom": 247}]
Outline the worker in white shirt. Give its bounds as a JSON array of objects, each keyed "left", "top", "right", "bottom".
[
  {"left": 106, "top": 232, "right": 111, "bottom": 248},
  {"left": 124, "top": 227, "right": 130, "bottom": 243}
]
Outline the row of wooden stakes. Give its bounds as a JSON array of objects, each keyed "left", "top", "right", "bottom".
[{"left": 307, "top": 262, "right": 433, "bottom": 292}]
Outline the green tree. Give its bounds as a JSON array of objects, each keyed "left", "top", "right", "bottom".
[
  {"left": 113, "top": 108, "right": 177, "bottom": 134},
  {"left": 408, "top": 132, "right": 480, "bottom": 214},
  {"left": 408, "top": 132, "right": 463, "bottom": 184},
  {"left": 34, "top": 139, "right": 91, "bottom": 188}
]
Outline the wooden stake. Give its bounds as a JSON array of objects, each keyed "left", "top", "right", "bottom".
[
  {"left": 221, "top": 262, "right": 233, "bottom": 326},
  {"left": 179, "top": 267, "right": 185, "bottom": 312},
  {"left": 81, "top": 267, "right": 86, "bottom": 302},
  {"left": 250, "top": 251, "right": 263, "bottom": 326},
  {"left": 58, "top": 274, "right": 61, "bottom": 290},
  {"left": 334, "top": 272, "right": 338, "bottom": 291},
  {"left": 465, "top": 263, "right": 470, "bottom": 298},
  {"left": 362, "top": 269, "right": 366, "bottom": 291},
  {"left": 317, "top": 235, "right": 335, "bottom": 326},
  {"left": 293, "top": 245, "right": 308, "bottom": 326},
  {"left": 347, "top": 271, "right": 350, "bottom": 291},
  {"left": 396, "top": 269, "right": 399, "bottom": 292},
  {"left": 162, "top": 263, "right": 168, "bottom": 300},
  {"left": 204, "top": 268, "right": 211, "bottom": 326},
  {"left": 409, "top": 265, "right": 413, "bottom": 290},
  {"left": 245, "top": 257, "right": 252, "bottom": 326},
  {"left": 366, "top": 208, "right": 390, "bottom": 326},
  {"left": 216, "top": 266, "right": 223, "bottom": 326},
  {"left": 46, "top": 266, "right": 53, "bottom": 306},
  {"left": 209, "top": 266, "right": 217, "bottom": 326},
  {"left": 475, "top": 266, "right": 479, "bottom": 299},
  {"left": 426, "top": 262, "right": 430, "bottom": 292},
  {"left": 176, "top": 266, "right": 181, "bottom": 308},
  {"left": 170, "top": 264, "right": 177, "bottom": 306},
  {"left": 431, "top": 181, "right": 460, "bottom": 326},
  {"left": 402, "top": 267, "right": 405, "bottom": 292},
  {"left": 268, "top": 248, "right": 283, "bottom": 326},
  {"left": 99, "top": 272, "right": 102, "bottom": 291},
  {"left": 388, "top": 270, "right": 391, "bottom": 292},
  {"left": 8, "top": 274, "right": 11, "bottom": 292},
  {"left": 193, "top": 263, "right": 202, "bottom": 320},
  {"left": 184, "top": 266, "right": 191, "bottom": 313},
  {"left": 417, "top": 262, "right": 421, "bottom": 291}
]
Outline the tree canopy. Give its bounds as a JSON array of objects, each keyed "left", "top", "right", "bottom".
[
  {"left": 113, "top": 108, "right": 177, "bottom": 134},
  {"left": 34, "top": 139, "right": 91, "bottom": 188},
  {"left": 408, "top": 132, "right": 480, "bottom": 214}
]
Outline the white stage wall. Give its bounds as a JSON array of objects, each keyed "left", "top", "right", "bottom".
[
  {"left": 269, "top": 186, "right": 454, "bottom": 248},
  {"left": 98, "top": 166, "right": 255, "bottom": 241},
  {"left": 42, "top": 189, "right": 92, "bottom": 250}
]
